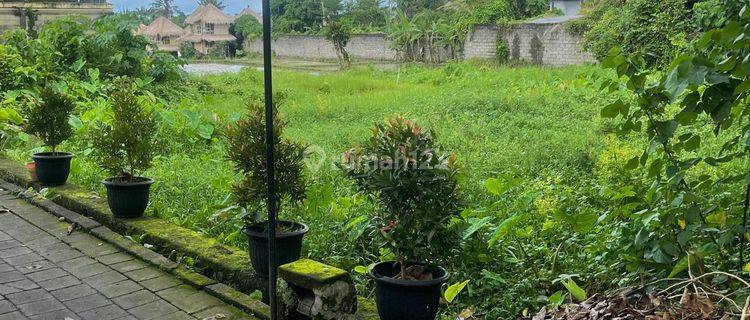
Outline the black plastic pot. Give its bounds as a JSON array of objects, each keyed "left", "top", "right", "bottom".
[
  {"left": 32, "top": 152, "right": 74, "bottom": 186},
  {"left": 370, "top": 261, "right": 450, "bottom": 320},
  {"left": 242, "top": 221, "right": 309, "bottom": 277},
  {"left": 103, "top": 177, "right": 154, "bottom": 219}
]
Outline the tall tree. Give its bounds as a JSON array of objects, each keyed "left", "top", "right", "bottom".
[
  {"left": 395, "top": 0, "right": 443, "bottom": 17},
  {"left": 198, "top": 0, "right": 227, "bottom": 9},
  {"left": 343, "top": 0, "right": 387, "bottom": 29},
  {"left": 271, "top": 0, "right": 342, "bottom": 33},
  {"left": 150, "top": 0, "right": 176, "bottom": 17}
]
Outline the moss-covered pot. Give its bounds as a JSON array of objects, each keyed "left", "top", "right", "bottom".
[
  {"left": 103, "top": 177, "right": 154, "bottom": 219},
  {"left": 32, "top": 152, "right": 73, "bottom": 186},
  {"left": 370, "top": 261, "right": 449, "bottom": 320},
  {"left": 242, "top": 221, "right": 309, "bottom": 278}
]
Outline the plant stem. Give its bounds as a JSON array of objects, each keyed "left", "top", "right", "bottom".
[
  {"left": 399, "top": 256, "right": 406, "bottom": 280},
  {"left": 741, "top": 176, "right": 750, "bottom": 270},
  {"left": 516, "top": 239, "right": 540, "bottom": 279},
  {"left": 644, "top": 111, "right": 724, "bottom": 259}
]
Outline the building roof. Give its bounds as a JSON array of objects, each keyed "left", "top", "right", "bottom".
[
  {"left": 135, "top": 23, "right": 147, "bottom": 34},
  {"left": 179, "top": 34, "right": 237, "bottom": 43},
  {"left": 139, "top": 17, "right": 185, "bottom": 37},
  {"left": 185, "top": 4, "right": 234, "bottom": 25},
  {"left": 236, "top": 7, "right": 262, "bottom": 23}
]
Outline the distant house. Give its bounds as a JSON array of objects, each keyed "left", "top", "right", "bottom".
[
  {"left": 236, "top": 7, "right": 262, "bottom": 23},
  {"left": 137, "top": 17, "right": 186, "bottom": 53},
  {"left": 551, "top": 0, "right": 584, "bottom": 16},
  {"left": 180, "top": 4, "right": 236, "bottom": 55},
  {"left": 0, "top": 1, "right": 113, "bottom": 33}
]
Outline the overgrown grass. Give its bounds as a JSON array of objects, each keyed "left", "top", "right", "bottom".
[{"left": 11, "top": 62, "right": 614, "bottom": 317}]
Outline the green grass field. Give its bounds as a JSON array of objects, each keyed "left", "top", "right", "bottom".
[
  {"left": 14, "top": 62, "right": 614, "bottom": 317},
  {"left": 51, "top": 62, "right": 611, "bottom": 252}
]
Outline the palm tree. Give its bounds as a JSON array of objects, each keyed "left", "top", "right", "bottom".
[
  {"left": 198, "top": 0, "right": 226, "bottom": 9},
  {"left": 150, "top": 0, "right": 176, "bottom": 17}
]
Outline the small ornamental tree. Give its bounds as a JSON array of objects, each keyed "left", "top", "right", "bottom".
[
  {"left": 25, "top": 86, "right": 75, "bottom": 153},
  {"left": 225, "top": 93, "right": 308, "bottom": 222},
  {"left": 324, "top": 18, "right": 352, "bottom": 69},
  {"left": 339, "top": 116, "right": 461, "bottom": 279},
  {"left": 92, "top": 81, "right": 157, "bottom": 181}
]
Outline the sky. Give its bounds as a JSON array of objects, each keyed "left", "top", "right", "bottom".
[{"left": 112, "top": 0, "right": 261, "bottom": 15}]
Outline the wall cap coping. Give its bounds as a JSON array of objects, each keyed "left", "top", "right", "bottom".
[{"left": 279, "top": 259, "right": 350, "bottom": 289}]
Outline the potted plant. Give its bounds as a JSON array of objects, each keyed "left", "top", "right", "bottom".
[
  {"left": 339, "top": 116, "right": 461, "bottom": 320},
  {"left": 25, "top": 86, "right": 76, "bottom": 186},
  {"left": 225, "top": 93, "right": 309, "bottom": 277},
  {"left": 91, "top": 81, "right": 157, "bottom": 219}
]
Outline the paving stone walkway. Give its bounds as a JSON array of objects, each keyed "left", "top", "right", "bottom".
[{"left": 0, "top": 191, "right": 258, "bottom": 320}]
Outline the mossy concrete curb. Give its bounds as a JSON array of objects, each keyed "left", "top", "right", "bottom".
[{"left": 0, "top": 158, "right": 271, "bottom": 319}]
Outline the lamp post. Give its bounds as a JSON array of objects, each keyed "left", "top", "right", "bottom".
[{"left": 260, "top": 0, "right": 278, "bottom": 318}]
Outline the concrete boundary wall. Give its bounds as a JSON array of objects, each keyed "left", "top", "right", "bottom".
[
  {"left": 464, "top": 23, "right": 595, "bottom": 66},
  {"left": 247, "top": 33, "right": 398, "bottom": 61}
]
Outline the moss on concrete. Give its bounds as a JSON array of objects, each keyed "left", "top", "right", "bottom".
[
  {"left": 279, "top": 259, "right": 348, "bottom": 289},
  {"left": 172, "top": 266, "right": 217, "bottom": 288}
]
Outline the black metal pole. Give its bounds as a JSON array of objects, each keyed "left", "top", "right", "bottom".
[{"left": 260, "top": 0, "right": 278, "bottom": 318}]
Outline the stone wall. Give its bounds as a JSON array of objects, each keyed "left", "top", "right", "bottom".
[
  {"left": 464, "top": 23, "right": 595, "bottom": 66},
  {"left": 0, "top": 2, "right": 113, "bottom": 33},
  {"left": 247, "top": 34, "right": 398, "bottom": 61}
]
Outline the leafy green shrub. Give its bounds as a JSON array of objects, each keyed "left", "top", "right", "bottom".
[
  {"left": 224, "top": 93, "right": 308, "bottom": 218},
  {"left": 582, "top": 0, "right": 691, "bottom": 68},
  {"left": 37, "top": 16, "right": 89, "bottom": 71},
  {"left": 179, "top": 42, "right": 198, "bottom": 59},
  {"left": 495, "top": 37, "right": 509, "bottom": 64},
  {"left": 24, "top": 86, "right": 75, "bottom": 153},
  {"left": 564, "top": 0, "right": 621, "bottom": 36},
  {"left": 0, "top": 46, "right": 23, "bottom": 92},
  {"left": 693, "top": 0, "right": 744, "bottom": 30},
  {"left": 232, "top": 14, "right": 263, "bottom": 44},
  {"left": 91, "top": 81, "right": 157, "bottom": 180},
  {"left": 598, "top": 4, "right": 750, "bottom": 282},
  {"left": 147, "top": 51, "right": 186, "bottom": 82},
  {"left": 209, "top": 41, "right": 229, "bottom": 59},
  {"left": 339, "top": 116, "right": 461, "bottom": 276}
]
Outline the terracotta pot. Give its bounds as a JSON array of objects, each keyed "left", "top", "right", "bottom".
[{"left": 26, "top": 162, "right": 37, "bottom": 181}]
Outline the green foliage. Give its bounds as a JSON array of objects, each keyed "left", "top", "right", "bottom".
[
  {"left": 224, "top": 93, "right": 308, "bottom": 215},
  {"left": 342, "top": 0, "right": 387, "bottom": 29},
  {"left": 0, "top": 46, "right": 25, "bottom": 92},
  {"left": 693, "top": 0, "right": 745, "bottom": 30},
  {"left": 232, "top": 14, "right": 263, "bottom": 43},
  {"left": 495, "top": 36, "right": 509, "bottom": 64},
  {"left": 24, "top": 86, "right": 75, "bottom": 152},
  {"left": 444, "top": 279, "right": 470, "bottom": 303},
  {"left": 271, "top": 0, "right": 342, "bottom": 34},
  {"left": 179, "top": 42, "right": 198, "bottom": 59},
  {"left": 91, "top": 81, "right": 157, "bottom": 179},
  {"left": 208, "top": 41, "right": 230, "bottom": 59},
  {"left": 149, "top": 0, "right": 178, "bottom": 18},
  {"left": 581, "top": 0, "right": 692, "bottom": 68},
  {"left": 339, "top": 116, "right": 461, "bottom": 271},
  {"left": 598, "top": 4, "right": 750, "bottom": 279},
  {"left": 198, "top": 0, "right": 226, "bottom": 9}
]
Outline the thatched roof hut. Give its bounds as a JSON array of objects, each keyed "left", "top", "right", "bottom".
[
  {"left": 138, "top": 17, "right": 186, "bottom": 52},
  {"left": 181, "top": 4, "right": 236, "bottom": 54},
  {"left": 185, "top": 4, "right": 235, "bottom": 25},
  {"left": 140, "top": 17, "right": 185, "bottom": 38}
]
